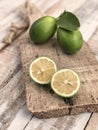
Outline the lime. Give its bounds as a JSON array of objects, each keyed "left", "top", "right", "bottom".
[
  {"left": 29, "top": 16, "right": 57, "bottom": 44},
  {"left": 51, "top": 69, "right": 80, "bottom": 98},
  {"left": 29, "top": 57, "right": 57, "bottom": 84},
  {"left": 57, "top": 27, "right": 83, "bottom": 54}
]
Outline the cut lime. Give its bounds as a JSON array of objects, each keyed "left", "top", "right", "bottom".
[
  {"left": 51, "top": 69, "right": 80, "bottom": 98},
  {"left": 29, "top": 57, "right": 57, "bottom": 84}
]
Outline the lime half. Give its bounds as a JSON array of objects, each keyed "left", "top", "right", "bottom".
[
  {"left": 51, "top": 69, "right": 80, "bottom": 98},
  {"left": 29, "top": 57, "right": 57, "bottom": 84}
]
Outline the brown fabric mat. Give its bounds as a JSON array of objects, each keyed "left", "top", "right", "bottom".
[{"left": 20, "top": 35, "right": 98, "bottom": 118}]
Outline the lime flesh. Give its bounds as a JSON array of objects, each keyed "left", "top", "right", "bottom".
[
  {"left": 51, "top": 69, "right": 80, "bottom": 98},
  {"left": 29, "top": 57, "right": 57, "bottom": 84}
]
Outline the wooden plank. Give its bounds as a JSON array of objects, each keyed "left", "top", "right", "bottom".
[
  {"left": 7, "top": 110, "right": 91, "bottom": 130},
  {"left": 7, "top": 105, "right": 33, "bottom": 130},
  {"left": 0, "top": 70, "right": 22, "bottom": 108},
  {"left": 35, "top": 0, "right": 59, "bottom": 13},
  {"left": 24, "top": 117, "right": 57, "bottom": 130},
  {"left": 75, "top": 0, "right": 98, "bottom": 23},
  {"left": 0, "top": 93, "right": 25, "bottom": 130},
  {"left": 24, "top": 113, "right": 90, "bottom": 130},
  {"left": 0, "top": 0, "right": 26, "bottom": 20},
  {"left": 84, "top": 26, "right": 98, "bottom": 130},
  {"left": 80, "top": 10, "right": 98, "bottom": 42},
  {"left": 88, "top": 27, "right": 98, "bottom": 56},
  {"left": 0, "top": 44, "right": 20, "bottom": 89},
  {"left": 85, "top": 113, "right": 98, "bottom": 130},
  {"left": 0, "top": 70, "right": 25, "bottom": 130},
  {"left": 46, "top": 0, "right": 86, "bottom": 17}
]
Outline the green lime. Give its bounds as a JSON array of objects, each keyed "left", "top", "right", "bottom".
[
  {"left": 29, "top": 16, "right": 57, "bottom": 44},
  {"left": 57, "top": 28, "right": 83, "bottom": 54}
]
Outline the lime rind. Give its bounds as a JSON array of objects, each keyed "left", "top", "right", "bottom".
[{"left": 51, "top": 69, "right": 80, "bottom": 98}]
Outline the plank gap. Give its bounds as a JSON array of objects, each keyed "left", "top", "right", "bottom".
[{"left": 83, "top": 112, "right": 93, "bottom": 130}]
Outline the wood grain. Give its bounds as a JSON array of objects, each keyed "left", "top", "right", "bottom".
[
  {"left": 7, "top": 106, "right": 91, "bottom": 130},
  {"left": 7, "top": 105, "right": 33, "bottom": 130},
  {"left": 85, "top": 26, "right": 98, "bottom": 130},
  {"left": 85, "top": 113, "right": 98, "bottom": 130},
  {"left": 0, "top": 70, "right": 25, "bottom": 130}
]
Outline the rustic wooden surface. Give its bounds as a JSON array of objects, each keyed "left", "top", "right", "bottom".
[
  {"left": 20, "top": 35, "right": 98, "bottom": 118},
  {"left": 0, "top": 0, "right": 98, "bottom": 129}
]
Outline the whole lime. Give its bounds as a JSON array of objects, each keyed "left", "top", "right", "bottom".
[
  {"left": 57, "top": 28, "right": 83, "bottom": 54},
  {"left": 29, "top": 16, "right": 57, "bottom": 44}
]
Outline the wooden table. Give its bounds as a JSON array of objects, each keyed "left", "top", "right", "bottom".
[{"left": 0, "top": 0, "right": 98, "bottom": 130}]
